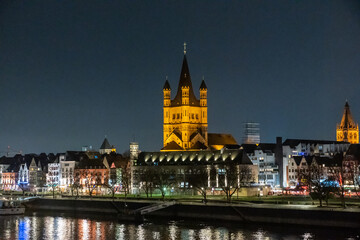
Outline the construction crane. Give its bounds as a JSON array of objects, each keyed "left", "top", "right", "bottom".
[{"left": 0, "top": 146, "right": 23, "bottom": 157}]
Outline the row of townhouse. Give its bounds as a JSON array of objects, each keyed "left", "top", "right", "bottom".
[
  {"left": 282, "top": 139, "right": 351, "bottom": 187},
  {"left": 238, "top": 137, "right": 354, "bottom": 188},
  {"left": 0, "top": 139, "right": 130, "bottom": 194},
  {"left": 46, "top": 150, "right": 129, "bottom": 195},
  {"left": 0, "top": 153, "right": 54, "bottom": 192},
  {"left": 0, "top": 138, "right": 129, "bottom": 194},
  {"left": 287, "top": 144, "right": 360, "bottom": 188},
  {"left": 1, "top": 138, "right": 358, "bottom": 195}
]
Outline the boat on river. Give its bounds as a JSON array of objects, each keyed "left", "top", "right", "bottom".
[{"left": 0, "top": 199, "right": 25, "bottom": 215}]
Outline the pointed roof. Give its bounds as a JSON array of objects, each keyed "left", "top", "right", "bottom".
[
  {"left": 100, "top": 138, "right": 112, "bottom": 150},
  {"left": 346, "top": 144, "right": 360, "bottom": 160},
  {"left": 161, "top": 141, "right": 184, "bottom": 151},
  {"left": 171, "top": 55, "right": 200, "bottom": 106},
  {"left": 200, "top": 79, "right": 207, "bottom": 90},
  {"left": 208, "top": 133, "right": 238, "bottom": 146},
  {"left": 110, "top": 162, "right": 116, "bottom": 168},
  {"left": 339, "top": 101, "right": 357, "bottom": 129},
  {"left": 163, "top": 80, "right": 171, "bottom": 90},
  {"left": 190, "top": 141, "right": 208, "bottom": 150},
  {"left": 293, "top": 156, "right": 303, "bottom": 166}
]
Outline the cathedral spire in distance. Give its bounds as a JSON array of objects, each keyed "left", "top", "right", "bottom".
[
  {"left": 340, "top": 101, "right": 356, "bottom": 128},
  {"left": 336, "top": 100, "right": 359, "bottom": 144}
]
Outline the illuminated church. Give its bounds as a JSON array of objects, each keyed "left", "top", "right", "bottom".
[
  {"left": 162, "top": 44, "right": 238, "bottom": 151},
  {"left": 336, "top": 101, "right": 359, "bottom": 144}
]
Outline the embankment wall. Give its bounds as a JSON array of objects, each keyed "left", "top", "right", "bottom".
[{"left": 24, "top": 199, "right": 360, "bottom": 229}]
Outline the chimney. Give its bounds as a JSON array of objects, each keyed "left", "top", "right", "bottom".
[{"left": 275, "top": 137, "right": 283, "bottom": 187}]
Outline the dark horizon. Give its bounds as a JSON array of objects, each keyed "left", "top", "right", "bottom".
[{"left": 1, "top": 1, "right": 360, "bottom": 154}]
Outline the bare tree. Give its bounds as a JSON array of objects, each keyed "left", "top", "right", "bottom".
[
  {"left": 300, "top": 163, "right": 334, "bottom": 207},
  {"left": 219, "top": 164, "right": 253, "bottom": 202},
  {"left": 48, "top": 182, "right": 58, "bottom": 199},
  {"left": 139, "top": 168, "right": 156, "bottom": 198},
  {"left": 186, "top": 166, "right": 215, "bottom": 203},
  {"left": 353, "top": 164, "right": 360, "bottom": 198},
  {"left": 70, "top": 172, "right": 82, "bottom": 199},
  {"left": 81, "top": 170, "right": 101, "bottom": 198},
  {"left": 103, "top": 168, "right": 121, "bottom": 200},
  {"left": 121, "top": 163, "right": 131, "bottom": 198},
  {"left": 153, "top": 168, "right": 176, "bottom": 200},
  {"left": 47, "top": 172, "right": 59, "bottom": 199},
  {"left": 342, "top": 156, "right": 360, "bottom": 198},
  {"left": 329, "top": 155, "right": 349, "bottom": 208}
]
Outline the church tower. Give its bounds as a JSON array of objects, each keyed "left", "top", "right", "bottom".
[
  {"left": 162, "top": 44, "right": 208, "bottom": 151},
  {"left": 336, "top": 101, "right": 359, "bottom": 144}
]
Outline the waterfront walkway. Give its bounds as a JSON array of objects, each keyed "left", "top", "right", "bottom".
[{"left": 35, "top": 195, "right": 360, "bottom": 213}]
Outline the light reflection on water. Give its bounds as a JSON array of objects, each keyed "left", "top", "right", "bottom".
[{"left": 0, "top": 213, "right": 358, "bottom": 240}]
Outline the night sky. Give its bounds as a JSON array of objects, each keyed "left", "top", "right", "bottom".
[{"left": 1, "top": 1, "right": 360, "bottom": 154}]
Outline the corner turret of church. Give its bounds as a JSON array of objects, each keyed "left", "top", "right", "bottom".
[
  {"left": 163, "top": 79, "right": 171, "bottom": 107},
  {"left": 200, "top": 78, "right": 207, "bottom": 108}
]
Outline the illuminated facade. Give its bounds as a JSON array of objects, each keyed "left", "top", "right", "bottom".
[
  {"left": 336, "top": 101, "right": 359, "bottom": 144},
  {"left": 162, "top": 46, "right": 239, "bottom": 151},
  {"left": 99, "top": 138, "right": 116, "bottom": 154},
  {"left": 242, "top": 143, "right": 280, "bottom": 187},
  {"left": 162, "top": 49, "right": 208, "bottom": 151},
  {"left": 131, "top": 149, "right": 258, "bottom": 195},
  {"left": 282, "top": 139, "right": 349, "bottom": 187},
  {"left": 46, "top": 158, "right": 60, "bottom": 190}
]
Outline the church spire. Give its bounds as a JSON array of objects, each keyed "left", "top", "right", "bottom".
[
  {"left": 200, "top": 76, "right": 207, "bottom": 90},
  {"left": 336, "top": 100, "right": 359, "bottom": 144},
  {"left": 171, "top": 44, "right": 200, "bottom": 106},
  {"left": 340, "top": 100, "right": 356, "bottom": 128},
  {"left": 162, "top": 46, "right": 209, "bottom": 151},
  {"left": 163, "top": 76, "right": 171, "bottom": 90}
]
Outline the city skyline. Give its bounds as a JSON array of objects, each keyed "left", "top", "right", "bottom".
[{"left": 1, "top": 1, "right": 360, "bottom": 154}]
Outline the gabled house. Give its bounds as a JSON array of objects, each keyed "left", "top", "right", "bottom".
[
  {"left": 74, "top": 155, "right": 109, "bottom": 195},
  {"left": 0, "top": 156, "right": 13, "bottom": 190},
  {"left": 282, "top": 139, "right": 350, "bottom": 187},
  {"left": 345, "top": 144, "right": 360, "bottom": 186},
  {"left": 288, "top": 156, "right": 312, "bottom": 187},
  {"left": 103, "top": 153, "right": 130, "bottom": 192},
  {"left": 28, "top": 157, "right": 48, "bottom": 192},
  {"left": 1, "top": 162, "right": 20, "bottom": 191},
  {"left": 18, "top": 162, "right": 29, "bottom": 187}
]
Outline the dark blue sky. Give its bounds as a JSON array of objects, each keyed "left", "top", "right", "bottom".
[{"left": 1, "top": 1, "right": 360, "bottom": 154}]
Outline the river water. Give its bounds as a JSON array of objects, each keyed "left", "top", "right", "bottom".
[{"left": 0, "top": 212, "right": 359, "bottom": 240}]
